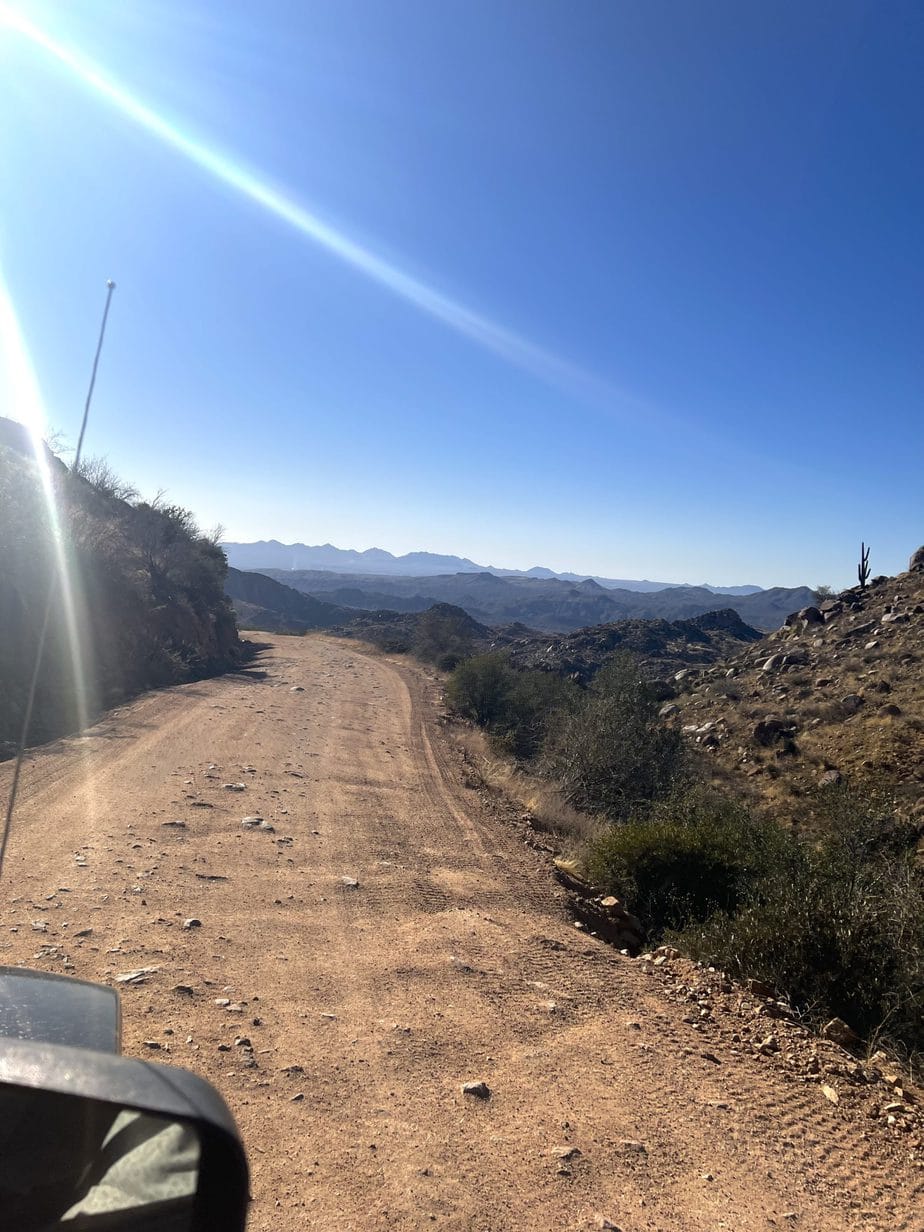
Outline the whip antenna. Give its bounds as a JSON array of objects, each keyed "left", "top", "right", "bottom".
[
  {"left": 76, "top": 279, "right": 116, "bottom": 462},
  {"left": 0, "top": 279, "right": 117, "bottom": 884}
]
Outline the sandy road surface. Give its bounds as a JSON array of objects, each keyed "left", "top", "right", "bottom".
[{"left": 1, "top": 635, "right": 921, "bottom": 1231}]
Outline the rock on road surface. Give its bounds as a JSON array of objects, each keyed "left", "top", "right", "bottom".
[{"left": 1, "top": 635, "right": 921, "bottom": 1231}]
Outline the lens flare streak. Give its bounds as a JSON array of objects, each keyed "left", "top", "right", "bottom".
[
  {"left": 0, "top": 265, "right": 92, "bottom": 743},
  {"left": 0, "top": 2, "right": 636, "bottom": 412}
]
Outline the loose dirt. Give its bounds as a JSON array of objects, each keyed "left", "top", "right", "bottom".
[{"left": 1, "top": 635, "right": 921, "bottom": 1230}]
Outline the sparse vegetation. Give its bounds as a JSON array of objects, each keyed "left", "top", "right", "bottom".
[
  {"left": 437, "top": 540, "right": 924, "bottom": 1064},
  {"left": 446, "top": 653, "right": 578, "bottom": 759},
  {"left": 671, "top": 787, "right": 924, "bottom": 1057},
  {"left": 542, "top": 653, "right": 686, "bottom": 821}
]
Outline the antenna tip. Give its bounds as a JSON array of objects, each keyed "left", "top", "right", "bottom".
[{"left": 106, "top": 279, "right": 116, "bottom": 289}]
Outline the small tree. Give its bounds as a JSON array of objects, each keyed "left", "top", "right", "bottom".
[
  {"left": 445, "top": 654, "right": 514, "bottom": 727},
  {"left": 542, "top": 652, "right": 686, "bottom": 821}
]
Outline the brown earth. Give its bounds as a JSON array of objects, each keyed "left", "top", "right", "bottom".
[{"left": 1, "top": 634, "right": 921, "bottom": 1231}]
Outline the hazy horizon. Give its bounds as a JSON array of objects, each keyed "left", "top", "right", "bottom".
[{"left": 223, "top": 535, "right": 772, "bottom": 591}]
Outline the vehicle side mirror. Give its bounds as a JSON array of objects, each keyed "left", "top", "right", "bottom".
[{"left": 0, "top": 1036, "right": 249, "bottom": 1231}]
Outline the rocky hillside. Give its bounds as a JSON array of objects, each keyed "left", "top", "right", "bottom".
[
  {"left": 0, "top": 420, "right": 242, "bottom": 753},
  {"left": 332, "top": 603, "right": 491, "bottom": 659},
  {"left": 224, "top": 567, "right": 350, "bottom": 633},
  {"left": 497, "top": 608, "right": 763, "bottom": 684},
  {"left": 334, "top": 602, "right": 764, "bottom": 692},
  {"left": 666, "top": 550, "right": 924, "bottom": 828}
]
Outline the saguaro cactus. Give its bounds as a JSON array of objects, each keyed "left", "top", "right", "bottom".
[{"left": 858, "top": 542, "right": 871, "bottom": 589}]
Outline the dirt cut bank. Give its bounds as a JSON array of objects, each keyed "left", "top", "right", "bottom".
[{"left": 0, "top": 635, "right": 920, "bottom": 1231}]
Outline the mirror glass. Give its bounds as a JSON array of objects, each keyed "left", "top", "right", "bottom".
[
  {"left": 0, "top": 1085, "right": 200, "bottom": 1231},
  {"left": 0, "top": 968, "right": 120, "bottom": 1053}
]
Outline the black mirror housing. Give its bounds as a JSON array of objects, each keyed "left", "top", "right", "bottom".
[{"left": 0, "top": 1035, "right": 249, "bottom": 1231}]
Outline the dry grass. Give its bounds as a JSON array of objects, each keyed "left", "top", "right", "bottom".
[{"left": 448, "top": 722, "right": 605, "bottom": 857}]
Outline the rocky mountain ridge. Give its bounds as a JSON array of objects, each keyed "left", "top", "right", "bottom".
[
  {"left": 222, "top": 539, "right": 762, "bottom": 594},
  {"left": 253, "top": 567, "right": 813, "bottom": 632},
  {"left": 333, "top": 602, "right": 763, "bottom": 685},
  {"left": 224, "top": 566, "right": 350, "bottom": 633}
]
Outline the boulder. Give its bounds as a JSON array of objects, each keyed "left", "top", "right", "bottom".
[
  {"left": 753, "top": 717, "right": 797, "bottom": 747},
  {"left": 910, "top": 545, "right": 924, "bottom": 571},
  {"left": 822, "top": 1017, "right": 861, "bottom": 1048}
]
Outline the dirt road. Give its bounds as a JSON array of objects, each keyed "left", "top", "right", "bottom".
[{"left": 1, "top": 635, "right": 920, "bottom": 1230}]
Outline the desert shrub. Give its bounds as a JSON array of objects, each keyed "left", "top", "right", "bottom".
[
  {"left": 446, "top": 654, "right": 515, "bottom": 728},
  {"left": 587, "top": 788, "right": 794, "bottom": 932},
  {"left": 368, "top": 632, "right": 411, "bottom": 655},
  {"left": 72, "top": 456, "right": 138, "bottom": 503},
  {"left": 670, "top": 788, "right": 924, "bottom": 1054},
  {"left": 712, "top": 680, "right": 742, "bottom": 700},
  {"left": 493, "top": 670, "right": 580, "bottom": 760},
  {"left": 542, "top": 652, "right": 686, "bottom": 820},
  {"left": 446, "top": 656, "right": 580, "bottom": 760}
]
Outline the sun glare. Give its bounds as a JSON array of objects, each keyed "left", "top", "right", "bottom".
[
  {"left": 0, "top": 1, "right": 638, "bottom": 415},
  {"left": 0, "top": 258, "right": 93, "bottom": 754},
  {"left": 0, "top": 269, "right": 46, "bottom": 443}
]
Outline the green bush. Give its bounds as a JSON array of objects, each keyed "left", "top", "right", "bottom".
[
  {"left": 495, "top": 669, "right": 580, "bottom": 759},
  {"left": 446, "top": 655, "right": 579, "bottom": 759},
  {"left": 673, "top": 793, "right": 924, "bottom": 1052},
  {"left": 542, "top": 652, "right": 685, "bottom": 820},
  {"left": 445, "top": 654, "right": 514, "bottom": 728},
  {"left": 587, "top": 788, "right": 793, "bottom": 932}
]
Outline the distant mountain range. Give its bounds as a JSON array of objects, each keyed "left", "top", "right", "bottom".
[
  {"left": 241, "top": 567, "right": 815, "bottom": 633},
  {"left": 221, "top": 540, "right": 763, "bottom": 595}
]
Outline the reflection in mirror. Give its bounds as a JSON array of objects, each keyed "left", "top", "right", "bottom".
[{"left": 0, "top": 1085, "right": 200, "bottom": 1230}]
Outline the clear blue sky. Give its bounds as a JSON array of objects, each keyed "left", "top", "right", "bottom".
[{"left": 1, "top": 0, "right": 922, "bottom": 588}]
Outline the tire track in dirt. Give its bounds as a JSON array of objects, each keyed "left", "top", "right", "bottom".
[{"left": 1, "top": 634, "right": 920, "bottom": 1231}]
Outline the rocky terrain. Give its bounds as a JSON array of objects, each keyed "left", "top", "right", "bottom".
[
  {"left": 665, "top": 549, "right": 924, "bottom": 828},
  {"left": 331, "top": 603, "right": 764, "bottom": 689},
  {"left": 497, "top": 609, "right": 763, "bottom": 685}
]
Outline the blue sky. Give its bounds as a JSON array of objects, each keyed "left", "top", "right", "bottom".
[{"left": 1, "top": 0, "right": 921, "bottom": 588}]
